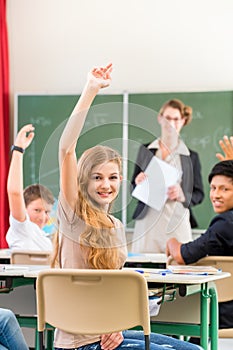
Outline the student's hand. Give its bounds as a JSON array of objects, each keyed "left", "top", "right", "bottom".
[
  {"left": 88, "top": 63, "right": 113, "bottom": 90},
  {"left": 216, "top": 135, "right": 233, "bottom": 161},
  {"left": 166, "top": 238, "right": 185, "bottom": 264},
  {"left": 166, "top": 238, "right": 173, "bottom": 258},
  {"left": 135, "top": 171, "right": 147, "bottom": 185},
  {"left": 167, "top": 183, "right": 185, "bottom": 202},
  {"left": 14, "top": 124, "right": 35, "bottom": 150},
  {"left": 100, "top": 332, "right": 123, "bottom": 350}
]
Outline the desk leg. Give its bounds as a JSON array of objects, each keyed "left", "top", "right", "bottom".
[
  {"left": 209, "top": 286, "right": 218, "bottom": 350},
  {"left": 200, "top": 283, "right": 209, "bottom": 350},
  {"left": 46, "top": 329, "right": 54, "bottom": 350}
]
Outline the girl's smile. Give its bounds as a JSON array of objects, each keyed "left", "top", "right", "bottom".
[{"left": 88, "top": 161, "right": 122, "bottom": 208}]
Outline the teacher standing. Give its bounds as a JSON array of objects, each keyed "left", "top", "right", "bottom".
[{"left": 131, "top": 99, "right": 204, "bottom": 253}]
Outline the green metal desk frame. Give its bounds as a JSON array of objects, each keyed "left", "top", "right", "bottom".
[{"left": 150, "top": 282, "right": 218, "bottom": 350}]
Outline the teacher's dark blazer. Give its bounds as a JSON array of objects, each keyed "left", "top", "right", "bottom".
[{"left": 131, "top": 143, "right": 204, "bottom": 228}]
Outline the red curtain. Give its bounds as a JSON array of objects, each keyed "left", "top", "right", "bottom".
[{"left": 0, "top": 0, "right": 10, "bottom": 248}]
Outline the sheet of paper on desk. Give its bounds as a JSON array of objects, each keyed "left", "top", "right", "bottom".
[{"left": 132, "top": 156, "right": 181, "bottom": 210}]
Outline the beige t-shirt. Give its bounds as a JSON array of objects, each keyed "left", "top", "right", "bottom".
[{"left": 54, "top": 192, "right": 127, "bottom": 349}]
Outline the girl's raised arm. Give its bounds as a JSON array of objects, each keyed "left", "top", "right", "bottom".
[{"left": 59, "top": 64, "right": 112, "bottom": 210}]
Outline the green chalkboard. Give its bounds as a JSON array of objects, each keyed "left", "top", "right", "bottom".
[
  {"left": 127, "top": 91, "right": 233, "bottom": 229},
  {"left": 17, "top": 91, "right": 233, "bottom": 229},
  {"left": 17, "top": 94, "right": 124, "bottom": 220}
]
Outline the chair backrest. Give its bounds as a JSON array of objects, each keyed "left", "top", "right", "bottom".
[
  {"left": 11, "top": 250, "right": 51, "bottom": 265},
  {"left": 195, "top": 256, "right": 233, "bottom": 303},
  {"left": 36, "top": 269, "right": 150, "bottom": 336}
]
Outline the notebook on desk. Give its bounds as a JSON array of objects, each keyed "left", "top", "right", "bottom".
[
  {"left": 167, "top": 264, "right": 221, "bottom": 275},
  {"left": 124, "top": 253, "right": 167, "bottom": 269}
]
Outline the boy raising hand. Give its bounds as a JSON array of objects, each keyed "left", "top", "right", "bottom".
[{"left": 6, "top": 124, "right": 54, "bottom": 251}]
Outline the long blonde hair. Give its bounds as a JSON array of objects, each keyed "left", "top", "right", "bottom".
[{"left": 51, "top": 145, "right": 123, "bottom": 269}]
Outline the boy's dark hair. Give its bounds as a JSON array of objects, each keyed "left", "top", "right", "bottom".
[
  {"left": 208, "top": 160, "right": 233, "bottom": 183},
  {"left": 23, "top": 184, "right": 54, "bottom": 207}
]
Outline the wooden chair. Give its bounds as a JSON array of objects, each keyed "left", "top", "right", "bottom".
[
  {"left": 36, "top": 269, "right": 151, "bottom": 350},
  {"left": 10, "top": 250, "right": 51, "bottom": 265},
  {"left": 195, "top": 256, "right": 233, "bottom": 338}
]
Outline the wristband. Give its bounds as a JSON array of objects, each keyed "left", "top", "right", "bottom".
[{"left": 11, "top": 145, "right": 25, "bottom": 154}]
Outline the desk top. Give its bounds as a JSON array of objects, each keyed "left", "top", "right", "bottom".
[
  {"left": 0, "top": 264, "right": 230, "bottom": 286},
  {"left": 126, "top": 253, "right": 167, "bottom": 263},
  {"left": 125, "top": 268, "right": 231, "bottom": 285},
  {"left": 0, "top": 249, "right": 11, "bottom": 258},
  {"left": 0, "top": 264, "right": 49, "bottom": 277},
  {"left": 0, "top": 249, "right": 11, "bottom": 265}
]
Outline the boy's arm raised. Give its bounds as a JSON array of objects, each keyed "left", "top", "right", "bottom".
[{"left": 7, "top": 124, "right": 35, "bottom": 221}]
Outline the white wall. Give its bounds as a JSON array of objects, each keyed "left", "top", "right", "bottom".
[{"left": 7, "top": 0, "right": 233, "bottom": 97}]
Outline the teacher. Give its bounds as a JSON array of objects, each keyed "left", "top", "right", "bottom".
[{"left": 131, "top": 99, "right": 204, "bottom": 253}]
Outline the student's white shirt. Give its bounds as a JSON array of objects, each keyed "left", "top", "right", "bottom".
[{"left": 6, "top": 214, "right": 53, "bottom": 251}]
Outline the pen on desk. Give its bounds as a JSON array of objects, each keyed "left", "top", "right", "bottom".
[
  {"left": 158, "top": 269, "right": 173, "bottom": 276},
  {"left": 135, "top": 269, "right": 172, "bottom": 277},
  {"left": 160, "top": 271, "right": 167, "bottom": 276},
  {"left": 135, "top": 270, "right": 150, "bottom": 277}
]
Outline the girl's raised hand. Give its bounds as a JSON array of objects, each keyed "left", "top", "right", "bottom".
[{"left": 88, "top": 63, "right": 113, "bottom": 89}]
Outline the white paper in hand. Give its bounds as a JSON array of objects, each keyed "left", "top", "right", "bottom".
[{"left": 132, "top": 157, "right": 181, "bottom": 211}]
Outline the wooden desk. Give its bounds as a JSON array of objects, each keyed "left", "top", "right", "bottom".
[{"left": 126, "top": 268, "right": 230, "bottom": 350}]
